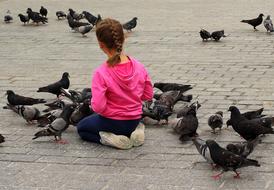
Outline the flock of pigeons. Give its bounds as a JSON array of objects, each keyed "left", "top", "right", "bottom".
[
  {"left": 200, "top": 13, "right": 273, "bottom": 41},
  {"left": 1, "top": 7, "right": 274, "bottom": 180},
  {"left": 3, "top": 6, "right": 138, "bottom": 36}
]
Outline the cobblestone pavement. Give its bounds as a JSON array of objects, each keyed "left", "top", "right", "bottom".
[{"left": 1, "top": 0, "right": 274, "bottom": 189}]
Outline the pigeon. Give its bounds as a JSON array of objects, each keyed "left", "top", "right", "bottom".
[
  {"left": 67, "top": 14, "right": 90, "bottom": 31},
  {"left": 192, "top": 138, "right": 214, "bottom": 165},
  {"left": 70, "top": 99, "right": 94, "bottom": 125},
  {"left": 171, "top": 102, "right": 199, "bottom": 141},
  {"left": 176, "top": 101, "right": 201, "bottom": 118},
  {"left": 241, "top": 14, "right": 264, "bottom": 31},
  {"left": 43, "top": 98, "right": 74, "bottom": 112},
  {"left": 6, "top": 90, "right": 46, "bottom": 106},
  {"left": 61, "top": 88, "right": 91, "bottom": 103},
  {"left": 37, "top": 109, "right": 63, "bottom": 127},
  {"left": 211, "top": 30, "right": 227, "bottom": 41},
  {"left": 208, "top": 111, "right": 223, "bottom": 133},
  {"left": 228, "top": 106, "right": 274, "bottom": 141},
  {"left": 56, "top": 11, "right": 67, "bottom": 20},
  {"left": 82, "top": 11, "right": 97, "bottom": 25},
  {"left": 96, "top": 14, "right": 102, "bottom": 25},
  {"left": 154, "top": 82, "right": 192, "bottom": 93},
  {"left": 39, "top": 6, "right": 48, "bottom": 17},
  {"left": 226, "top": 137, "right": 261, "bottom": 158},
  {"left": 3, "top": 104, "right": 41, "bottom": 123},
  {"left": 26, "top": 8, "right": 47, "bottom": 24},
  {"left": 226, "top": 107, "right": 265, "bottom": 127},
  {"left": 200, "top": 29, "right": 211, "bottom": 41},
  {"left": 122, "top": 17, "right": 138, "bottom": 32},
  {"left": 68, "top": 8, "right": 84, "bottom": 21},
  {"left": 37, "top": 72, "right": 70, "bottom": 97},
  {"left": 0, "top": 134, "right": 5, "bottom": 143},
  {"left": 206, "top": 140, "right": 260, "bottom": 179},
  {"left": 76, "top": 25, "right": 93, "bottom": 36},
  {"left": 142, "top": 100, "right": 173, "bottom": 124},
  {"left": 32, "top": 104, "right": 76, "bottom": 144},
  {"left": 4, "top": 15, "right": 13, "bottom": 23},
  {"left": 18, "top": 14, "right": 30, "bottom": 25},
  {"left": 263, "top": 15, "right": 274, "bottom": 32}
]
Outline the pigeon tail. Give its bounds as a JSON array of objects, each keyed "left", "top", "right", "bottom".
[
  {"left": 241, "top": 20, "right": 249, "bottom": 23},
  {"left": 33, "top": 129, "right": 53, "bottom": 140},
  {"left": 243, "top": 158, "right": 260, "bottom": 167}
]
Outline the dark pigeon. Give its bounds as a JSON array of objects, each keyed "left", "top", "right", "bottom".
[
  {"left": 82, "top": 11, "right": 97, "bottom": 25},
  {"left": 3, "top": 104, "right": 41, "bottom": 123},
  {"left": 70, "top": 99, "right": 94, "bottom": 125},
  {"left": 37, "top": 72, "right": 70, "bottom": 97},
  {"left": 0, "top": 134, "right": 5, "bottom": 143},
  {"left": 192, "top": 138, "right": 215, "bottom": 165},
  {"left": 32, "top": 104, "right": 76, "bottom": 144},
  {"left": 228, "top": 106, "right": 274, "bottom": 141},
  {"left": 61, "top": 88, "right": 91, "bottom": 103},
  {"left": 241, "top": 13, "right": 264, "bottom": 30},
  {"left": 226, "top": 107, "right": 265, "bottom": 127},
  {"left": 4, "top": 15, "right": 13, "bottom": 23},
  {"left": 26, "top": 8, "right": 47, "bottom": 24},
  {"left": 67, "top": 14, "right": 90, "bottom": 31},
  {"left": 122, "top": 17, "right": 137, "bottom": 32},
  {"left": 200, "top": 29, "right": 211, "bottom": 41},
  {"left": 76, "top": 25, "right": 93, "bottom": 36},
  {"left": 56, "top": 11, "right": 67, "bottom": 20},
  {"left": 171, "top": 102, "right": 199, "bottom": 141},
  {"left": 40, "top": 6, "right": 48, "bottom": 17},
  {"left": 6, "top": 90, "right": 46, "bottom": 106},
  {"left": 96, "top": 14, "right": 102, "bottom": 25},
  {"left": 211, "top": 30, "right": 227, "bottom": 41},
  {"left": 18, "top": 14, "right": 30, "bottom": 25},
  {"left": 68, "top": 8, "right": 84, "bottom": 21},
  {"left": 208, "top": 111, "right": 223, "bottom": 133},
  {"left": 176, "top": 101, "right": 201, "bottom": 118},
  {"left": 206, "top": 140, "right": 260, "bottom": 179},
  {"left": 226, "top": 137, "right": 261, "bottom": 158},
  {"left": 154, "top": 82, "right": 192, "bottom": 93}
]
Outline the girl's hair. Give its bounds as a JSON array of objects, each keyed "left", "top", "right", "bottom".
[{"left": 96, "top": 18, "right": 124, "bottom": 66}]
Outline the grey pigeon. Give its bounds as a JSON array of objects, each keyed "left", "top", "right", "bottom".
[
  {"left": 37, "top": 109, "right": 63, "bottom": 127},
  {"left": 43, "top": 98, "right": 74, "bottom": 112},
  {"left": 206, "top": 140, "right": 260, "bottom": 179},
  {"left": 3, "top": 104, "right": 41, "bottom": 123},
  {"left": 67, "top": 14, "right": 90, "bottom": 31},
  {"left": 228, "top": 106, "right": 274, "bottom": 141},
  {"left": 226, "top": 107, "right": 265, "bottom": 127},
  {"left": 122, "top": 17, "right": 137, "bottom": 32},
  {"left": 200, "top": 29, "right": 211, "bottom": 41},
  {"left": 192, "top": 138, "right": 214, "bottom": 165},
  {"left": 39, "top": 6, "right": 47, "bottom": 17},
  {"left": 6, "top": 90, "right": 46, "bottom": 106},
  {"left": 56, "top": 11, "right": 66, "bottom": 20},
  {"left": 68, "top": 8, "right": 84, "bottom": 21},
  {"left": 211, "top": 30, "right": 227, "bottom": 41},
  {"left": 226, "top": 137, "right": 261, "bottom": 158},
  {"left": 18, "top": 14, "right": 30, "bottom": 25},
  {"left": 263, "top": 15, "right": 274, "bottom": 32},
  {"left": 4, "top": 15, "right": 13, "bottom": 23},
  {"left": 170, "top": 102, "right": 199, "bottom": 141},
  {"left": 154, "top": 82, "right": 192, "bottom": 93},
  {"left": 208, "top": 111, "right": 223, "bottom": 133},
  {"left": 241, "top": 14, "right": 264, "bottom": 31},
  {"left": 32, "top": 105, "right": 76, "bottom": 144},
  {"left": 37, "top": 72, "right": 70, "bottom": 97},
  {"left": 0, "top": 134, "right": 5, "bottom": 144},
  {"left": 61, "top": 88, "right": 91, "bottom": 103},
  {"left": 76, "top": 25, "right": 93, "bottom": 36}
]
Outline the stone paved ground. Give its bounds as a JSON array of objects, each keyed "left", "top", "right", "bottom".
[{"left": 0, "top": 0, "right": 274, "bottom": 189}]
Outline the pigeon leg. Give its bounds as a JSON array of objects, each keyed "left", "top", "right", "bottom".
[
  {"left": 211, "top": 129, "right": 216, "bottom": 134},
  {"left": 233, "top": 171, "right": 241, "bottom": 179},
  {"left": 211, "top": 163, "right": 220, "bottom": 170},
  {"left": 212, "top": 171, "right": 224, "bottom": 180},
  {"left": 54, "top": 139, "right": 69, "bottom": 144}
]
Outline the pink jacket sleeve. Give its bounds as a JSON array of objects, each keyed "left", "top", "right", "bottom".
[
  {"left": 141, "top": 71, "right": 153, "bottom": 101},
  {"left": 91, "top": 71, "right": 107, "bottom": 114}
]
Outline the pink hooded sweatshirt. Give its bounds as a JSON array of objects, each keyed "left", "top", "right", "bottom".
[{"left": 91, "top": 57, "right": 153, "bottom": 120}]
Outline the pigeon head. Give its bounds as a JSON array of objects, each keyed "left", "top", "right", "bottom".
[
  {"left": 26, "top": 8, "right": 32, "bottom": 14},
  {"left": 266, "top": 15, "right": 271, "bottom": 19},
  {"left": 153, "top": 82, "right": 163, "bottom": 89},
  {"left": 228, "top": 106, "right": 240, "bottom": 113},
  {"left": 6, "top": 90, "right": 15, "bottom": 96},
  {"left": 133, "top": 17, "right": 138, "bottom": 21},
  {"left": 62, "top": 72, "right": 70, "bottom": 78},
  {"left": 215, "top": 111, "right": 223, "bottom": 117},
  {"left": 226, "top": 144, "right": 238, "bottom": 153},
  {"left": 259, "top": 13, "right": 264, "bottom": 17}
]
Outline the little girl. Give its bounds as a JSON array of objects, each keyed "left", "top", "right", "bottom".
[{"left": 77, "top": 18, "right": 153, "bottom": 149}]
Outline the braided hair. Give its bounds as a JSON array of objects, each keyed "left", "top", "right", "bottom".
[{"left": 96, "top": 18, "right": 125, "bottom": 66}]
